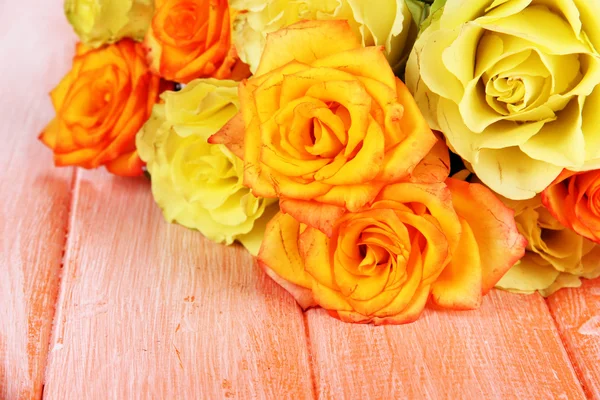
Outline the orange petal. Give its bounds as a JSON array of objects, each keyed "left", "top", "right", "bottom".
[
  {"left": 54, "top": 146, "right": 102, "bottom": 168},
  {"left": 372, "top": 284, "right": 430, "bottom": 325},
  {"left": 255, "top": 20, "right": 361, "bottom": 76},
  {"left": 259, "top": 260, "right": 316, "bottom": 310},
  {"left": 313, "top": 183, "right": 385, "bottom": 212},
  {"left": 409, "top": 134, "right": 451, "bottom": 183},
  {"left": 376, "top": 182, "right": 462, "bottom": 257},
  {"left": 339, "top": 235, "right": 424, "bottom": 316},
  {"left": 313, "top": 46, "right": 397, "bottom": 92},
  {"left": 208, "top": 112, "right": 245, "bottom": 159},
  {"left": 541, "top": 169, "right": 600, "bottom": 243},
  {"left": 105, "top": 151, "right": 145, "bottom": 177},
  {"left": 446, "top": 178, "right": 527, "bottom": 294},
  {"left": 541, "top": 169, "right": 578, "bottom": 228},
  {"left": 332, "top": 284, "right": 430, "bottom": 325},
  {"left": 257, "top": 212, "right": 313, "bottom": 290},
  {"left": 378, "top": 79, "right": 437, "bottom": 182},
  {"left": 431, "top": 218, "right": 482, "bottom": 310},
  {"left": 280, "top": 198, "right": 345, "bottom": 237},
  {"left": 39, "top": 119, "right": 60, "bottom": 150},
  {"left": 573, "top": 200, "right": 600, "bottom": 242},
  {"left": 228, "top": 58, "right": 252, "bottom": 81},
  {"left": 299, "top": 227, "right": 336, "bottom": 290}
]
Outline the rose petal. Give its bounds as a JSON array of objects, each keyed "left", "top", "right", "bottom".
[
  {"left": 280, "top": 199, "right": 345, "bottom": 237},
  {"left": 378, "top": 79, "right": 437, "bottom": 182},
  {"left": 495, "top": 259, "right": 561, "bottom": 294},
  {"left": 258, "top": 212, "right": 313, "bottom": 289},
  {"left": 237, "top": 203, "right": 280, "bottom": 256},
  {"left": 446, "top": 178, "right": 527, "bottom": 293},
  {"left": 255, "top": 20, "right": 361, "bottom": 76},
  {"left": 431, "top": 218, "right": 483, "bottom": 309},
  {"left": 541, "top": 169, "right": 579, "bottom": 230},
  {"left": 471, "top": 145, "right": 563, "bottom": 200},
  {"left": 409, "top": 135, "right": 451, "bottom": 183},
  {"left": 260, "top": 261, "right": 317, "bottom": 309},
  {"left": 105, "top": 150, "right": 145, "bottom": 177}
]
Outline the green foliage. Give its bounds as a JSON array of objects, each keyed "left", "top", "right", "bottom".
[{"left": 404, "top": 0, "right": 447, "bottom": 35}]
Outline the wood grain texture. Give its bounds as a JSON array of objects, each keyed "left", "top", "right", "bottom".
[
  {"left": 42, "top": 170, "right": 314, "bottom": 400},
  {"left": 548, "top": 278, "right": 600, "bottom": 399},
  {"left": 306, "top": 290, "right": 585, "bottom": 400},
  {"left": 2, "top": 0, "right": 598, "bottom": 398},
  {"left": 0, "top": 1, "right": 75, "bottom": 398}
]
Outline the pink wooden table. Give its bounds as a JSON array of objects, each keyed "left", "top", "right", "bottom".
[{"left": 1, "top": 1, "right": 600, "bottom": 398}]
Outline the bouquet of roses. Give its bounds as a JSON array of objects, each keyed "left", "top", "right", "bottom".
[{"left": 41, "top": 0, "right": 600, "bottom": 325}]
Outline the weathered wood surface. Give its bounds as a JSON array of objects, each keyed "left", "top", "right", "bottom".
[
  {"left": 1, "top": 0, "right": 600, "bottom": 398},
  {"left": 306, "top": 291, "right": 586, "bottom": 400},
  {"left": 548, "top": 279, "right": 600, "bottom": 399},
  {"left": 42, "top": 170, "right": 314, "bottom": 399},
  {"left": 0, "top": 1, "right": 75, "bottom": 398}
]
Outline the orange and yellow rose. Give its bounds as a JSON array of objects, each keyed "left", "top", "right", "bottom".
[
  {"left": 210, "top": 20, "right": 437, "bottom": 228},
  {"left": 542, "top": 169, "right": 600, "bottom": 244},
  {"left": 40, "top": 39, "right": 161, "bottom": 176},
  {"left": 496, "top": 194, "right": 600, "bottom": 296},
  {"left": 144, "top": 0, "right": 249, "bottom": 83},
  {"left": 259, "top": 176, "right": 526, "bottom": 324}
]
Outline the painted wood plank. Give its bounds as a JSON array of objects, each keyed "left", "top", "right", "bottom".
[
  {"left": 547, "top": 278, "right": 600, "bottom": 399},
  {"left": 306, "top": 290, "right": 585, "bottom": 399},
  {"left": 0, "top": 1, "right": 75, "bottom": 398},
  {"left": 42, "top": 170, "right": 314, "bottom": 399}
]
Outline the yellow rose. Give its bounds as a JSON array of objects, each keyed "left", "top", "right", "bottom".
[
  {"left": 230, "top": 0, "right": 414, "bottom": 73},
  {"left": 406, "top": 0, "right": 600, "bottom": 200},
  {"left": 65, "top": 0, "right": 154, "bottom": 47},
  {"left": 136, "top": 79, "right": 277, "bottom": 255},
  {"left": 496, "top": 195, "right": 600, "bottom": 296}
]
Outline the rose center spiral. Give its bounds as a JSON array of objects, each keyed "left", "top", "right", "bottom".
[{"left": 164, "top": 3, "right": 206, "bottom": 42}]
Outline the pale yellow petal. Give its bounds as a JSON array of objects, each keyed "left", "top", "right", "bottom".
[
  {"left": 238, "top": 203, "right": 280, "bottom": 256},
  {"left": 474, "top": 5, "right": 591, "bottom": 54},
  {"left": 496, "top": 258, "right": 560, "bottom": 293},
  {"left": 520, "top": 97, "right": 585, "bottom": 167},
  {"left": 65, "top": 0, "right": 154, "bottom": 47},
  {"left": 472, "top": 147, "right": 562, "bottom": 200},
  {"left": 582, "top": 86, "right": 600, "bottom": 160},
  {"left": 439, "top": 0, "right": 490, "bottom": 29},
  {"left": 573, "top": 0, "right": 600, "bottom": 50},
  {"left": 415, "top": 24, "right": 464, "bottom": 103}
]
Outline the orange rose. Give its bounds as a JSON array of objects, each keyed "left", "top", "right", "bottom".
[
  {"left": 542, "top": 169, "right": 600, "bottom": 243},
  {"left": 210, "top": 20, "right": 437, "bottom": 228},
  {"left": 259, "top": 177, "right": 526, "bottom": 324},
  {"left": 40, "top": 40, "right": 160, "bottom": 176},
  {"left": 144, "top": 0, "right": 248, "bottom": 83}
]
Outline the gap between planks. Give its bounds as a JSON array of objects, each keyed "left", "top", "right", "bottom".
[
  {"left": 541, "top": 294, "right": 588, "bottom": 397},
  {"left": 302, "top": 312, "right": 319, "bottom": 399},
  {"left": 41, "top": 170, "right": 315, "bottom": 399},
  {"left": 39, "top": 167, "right": 591, "bottom": 400},
  {"left": 42, "top": 168, "right": 80, "bottom": 398},
  {"left": 546, "top": 280, "right": 600, "bottom": 399}
]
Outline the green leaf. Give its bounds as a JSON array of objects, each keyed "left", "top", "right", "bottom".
[
  {"left": 430, "top": 0, "right": 447, "bottom": 14},
  {"left": 418, "top": 0, "right": 447, "bottom": 33},
  {"left": 404, "top": 0, "right": 447, "bottom": 36},
  {"left": 405, "top": 0, "right": 431, "bottom": 27}
]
